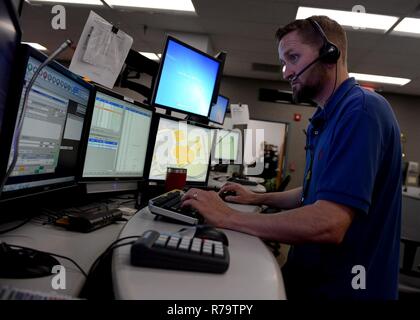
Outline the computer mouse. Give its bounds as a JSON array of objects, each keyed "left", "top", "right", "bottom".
[
  {"left": 0, "top": 245, "right": 60, "bottom": 279},
  {"left": 219, "top": 190, "right": 236, "bottom": 201},
  {"left": 194, "top": 225, "right": 229, "bottom": 246}
]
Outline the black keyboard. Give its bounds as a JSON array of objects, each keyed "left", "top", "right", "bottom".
[
  {"left": 0, "top": 286, "right": 78, "bottom": 300},
  {"left": 131, "top": 230, "right": 229, "bottom": 273},
  {"left": 148, "top": 190, "right": 203, "bottom": 225},
  {"left": 227, "top": 177, "right": 258, "bottom": 186}
]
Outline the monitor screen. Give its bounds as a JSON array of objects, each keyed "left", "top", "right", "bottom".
[
  {"left": 2, "top": 46, "right": 93, "bottom": 199},
  {"left": 82, "top": 88, "right": 153, "bottom": 180},
  {"left": 152, "top": 36, "right": 221, "bottom": 117},
  {"left": 209, "top": 95, "right": 229, "bottom": 125},
  {"left": 214, "top": 129, "right": 240, "bottom": 162},
  {"left": 148, "top": 116, "right": 214, "bottom": 184}
]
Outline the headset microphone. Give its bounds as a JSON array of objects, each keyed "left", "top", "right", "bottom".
[{"left": 290, "top": 56, "right": 322, "bottom": 83}]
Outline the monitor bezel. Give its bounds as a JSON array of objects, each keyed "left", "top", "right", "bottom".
[
  {"left": 78, "top": 85, "right": 155, "bottom": 183},
  {"left": 209, "top": 94, "right": 230, "bottom": 125},
  {"left": 0, "top": 44, "right": 95, "bottom": 202},
  {"left": 151, "top": 35, "right": 221, "bottom": 118},
  {"left": 145, "top": 113, "right": 215, "bottom": 187},
  {"left": 0, "top": 0, "right": 22, "bottom": 187}
]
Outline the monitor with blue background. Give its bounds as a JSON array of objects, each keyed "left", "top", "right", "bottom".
[
  {"left": 152, "top": 36, "right": 221, "bottom": 118},
  {"left": 209, "top": 95, "right": 229, "bottom": 125}
]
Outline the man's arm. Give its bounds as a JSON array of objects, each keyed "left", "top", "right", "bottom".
[
  {"left": 219, "top": 183, "right": 303, "bottom": 210},
  {"left": 226, "top": 200, "right": 355, "bottom": 244},
  {"left": 254, "top": 187, "right": 303, "bottom": 210}
]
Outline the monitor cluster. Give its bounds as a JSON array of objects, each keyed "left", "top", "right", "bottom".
[{"left": 0, "top": 35, "right": 239, "bottom": 203}]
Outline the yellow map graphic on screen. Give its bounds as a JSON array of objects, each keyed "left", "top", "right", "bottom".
[{"left": 149, "top": 119, "right": 213, "bottom": 182}]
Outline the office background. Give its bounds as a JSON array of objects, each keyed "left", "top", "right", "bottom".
[{"left": 17, "top": 0, "right": 420, "bottom": 189}]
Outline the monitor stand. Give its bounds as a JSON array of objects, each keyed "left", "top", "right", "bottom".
[{"left": 185, "top": 114, "right": 209, "bottom": 126}]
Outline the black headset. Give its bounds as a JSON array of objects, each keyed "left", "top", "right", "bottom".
[
  {"left": 291, "top": 18, "right": 341, "bottom": 82},
  {"left": 307, "top": 18, "right": 340, "bottom": 63}
]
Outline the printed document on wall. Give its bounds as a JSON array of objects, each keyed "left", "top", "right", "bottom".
[{"left": 230, "top": 104, "right": 250, "bottom": 125}]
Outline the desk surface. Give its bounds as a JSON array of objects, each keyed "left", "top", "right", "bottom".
[
  {"left": 0, "top": 218, "right": 125, "bottom": 297},
  {"left": 112, "top": 207, "right": 286, "bottom": 300}
]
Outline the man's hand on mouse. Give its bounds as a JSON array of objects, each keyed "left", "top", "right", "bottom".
[
  {"left": 181, "top": 189, "right": 238, "bottom": 228},
  {"left": 219, "top": 182, "right": 259, "bottom": 204}
]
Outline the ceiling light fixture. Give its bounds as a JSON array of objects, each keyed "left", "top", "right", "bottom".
[
  {"left": 350, "top": 72, "right": 411, "bottom": 86},
  {"left": 391, "top": 17, "right": 420, "bottom": 36},
  {"left": 105, "top": 0, "right": 195, "bottom": 12},
  {"left": 139, "top": 52, "right": 161, "bottom": 61},
  {"left": 296, "top": 6, "right": 398, "bottom": 32},
  {"left": 22, "top": 42, "right": 48, "bottom": 51},
  {"left": 30, "top": 0, "right": 103, "bottom": 5}
]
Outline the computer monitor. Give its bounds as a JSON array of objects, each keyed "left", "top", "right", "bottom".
[
  {"left": 80, "top": 86, "right": 154, "bottom": 193},
  {"left": 209, "top": 95, "right": 229, "bottom": 125},
  {"left": 0, "top": 0, "right": 22, "bottom": 186},
  {"left": 151, "top": 36, "right": 221, "bottom": 118},
  {"left": 213, "top": 129, "right": 240, "bottom": 163},
  {"left": 0, "top": 44, "right": 94, "bottom": 201},
  {"left": 148, "top": 115, "right": 215, "bottom": 186}
]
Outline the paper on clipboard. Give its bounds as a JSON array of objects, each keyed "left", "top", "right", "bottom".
[
  {"left": 69, "top": 11, "right": 133, "bottom": 88},
  {"left": 230, "top": 104, "right": 250, "bottom": 125}
]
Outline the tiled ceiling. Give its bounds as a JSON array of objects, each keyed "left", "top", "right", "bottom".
[{"left": 20, "top": 0, "right": 420, "bottom": 96}]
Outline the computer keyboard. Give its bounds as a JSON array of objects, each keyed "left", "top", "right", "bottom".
[
  {"left": 131, "top": 230, "right": 229, "bottom": 273},
  {"left": 148, "top": 190, "right": 204, "bottom": 225},
  {"left": 0, "top": 286, "right": 78, "bottom": 300},
  {"left": 227, "top": 177, "right": 258, "bottom": 186}
]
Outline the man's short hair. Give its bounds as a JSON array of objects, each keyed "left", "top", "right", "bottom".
[{"left": 275, "top": 15, "right": 347, "bottom": 65}]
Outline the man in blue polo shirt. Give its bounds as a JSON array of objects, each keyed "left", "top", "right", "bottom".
[{"left": 181, "top": 16, "right": 402, "bottom": 299}]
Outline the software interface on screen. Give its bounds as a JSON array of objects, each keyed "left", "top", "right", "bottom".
[
  {"left": 214, "top": 129, "right": 240, "bottom": 161},
  {"left": 209, "top": 95, "right": 229, "bottom": 124},
  {"left": 83, "top": 92, "right": 153, "bottom": 178},
  {"left": 4, "top": 55, "right": 91, "bottom": 192},
  {"left": 153, "top": 38, "right": 220, "bottom": 117},
  {"left": 149, "top": 117, "right": 214, "bottom": 183}
]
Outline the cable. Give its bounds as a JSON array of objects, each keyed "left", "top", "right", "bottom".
[
  {"left": 6, "top": 243, "right": 88, "bottom": 278},
  {"left": 0, "top": 217, "right": 33, "bottom": 235},
  {"left": 0, "top": 40, "right": 73, "bottom": 197},
  {"left": 87, "top": 236, "right": 141, "bottom": 278}
]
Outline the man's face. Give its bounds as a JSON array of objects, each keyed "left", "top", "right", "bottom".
[{"left": 278, "top": 30, "right": 328, "bottom": 103}]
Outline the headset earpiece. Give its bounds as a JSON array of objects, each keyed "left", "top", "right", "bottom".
[{"left": 307, "top": 18, "right": 340, "bottom": 64}]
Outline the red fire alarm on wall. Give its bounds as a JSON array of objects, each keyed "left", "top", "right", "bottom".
[{"left": 294, "top": 113, "right": 301, "bottom": 121}]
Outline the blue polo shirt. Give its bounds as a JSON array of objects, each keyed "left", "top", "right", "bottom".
[{"left": 282, "top": 77, "right": 402, "bottom": 300}]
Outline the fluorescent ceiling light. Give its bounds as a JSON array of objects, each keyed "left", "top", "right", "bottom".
[
  {"left": 30, "top": 0, "right": 103, "bottom": 5},
  {"left": 349, "top": 72, "right": 411, "bottom": 86},
  {"left": 139, "top": 52, "right": 162, "bottom": 61},
  {"left": 296, "top": 6, "right": 398, "bottom": 32},
  {"left": 105, "top": 0, "right": 195, "bottom": 12},
  {"left": 22, "top": 42, "right": 48, "bottom": 51},
  {"left": 392, "top": 17, "right": 420, "bottom": 36}
]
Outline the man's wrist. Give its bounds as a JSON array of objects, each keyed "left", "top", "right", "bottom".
[{"left": 250, "top": 192, "right": 265, "bottom": 205}]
